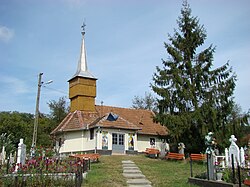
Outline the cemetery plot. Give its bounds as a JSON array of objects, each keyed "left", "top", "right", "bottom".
[
  {"left": 0, "top": 139, "right": 90, "bottom": 187},
  {"left": 189, "top": 133, "right": 250, "bottom": 186}
]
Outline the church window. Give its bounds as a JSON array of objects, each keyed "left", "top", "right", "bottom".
[
  {"left": 112, "top": 133, "right": 117, "bottom": 144},
  {"left": 90, "top": 129, "right": 94, "bottom": 140},
  {"left": 150, "top": 138, "right": 155, "bottom": 146}
]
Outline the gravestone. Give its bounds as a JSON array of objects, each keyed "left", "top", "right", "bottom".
[
  {"left": 1, "top": 146, "right": 6, "bottom": 165},
  {"left": 225, "top": 148, "right": 229, "bottom": 167},
  {"left": 15, "top": 139, "right": 26, "bottom": 172},
  {"left": 228, "top": 135, "right": 240, "bottom": 167},
  {"left": 205, "top": 132, "right": 216, "bottom": 180},
  {"left": 9, "top": 152, "right": 15, "bottom": 165},
  {"left": 178, "top": 142, "right": 185, "bottom": 154},
  {"left": 240, "top": 147, "right": 245, "bottom": 167},
  {"left": 160, "top": 140, "right": 170, "bottom": 158},
  {"left": 247, "top": 140, "right": 250, "bottom": 168}
]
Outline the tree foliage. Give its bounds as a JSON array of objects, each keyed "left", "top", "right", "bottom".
[
  {"left": 132, "top": 92, "right": 157, "bottom": 112},
  {"left": 0, "top": 97, "right": 70, "bottom": 151},
  {"left": 47, "top": 96, "right": 69, "bottom": 124},
  {"left": 0, "top": 133, "right": 15, "bottom": 158},
  {"left": 0, "top": 111, "right": 34, "bottom": 148},
  {"left": 151, "top": 2, "right": 241, "bottom": 152}
]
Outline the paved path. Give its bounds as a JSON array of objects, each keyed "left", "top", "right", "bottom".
[{"left": 122, "top": 160, "right": 152, "bottom": 187}]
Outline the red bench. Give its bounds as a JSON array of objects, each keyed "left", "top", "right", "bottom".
[
  {"left": 190, "top": 154, "right": 206, "bottom": 161},
  {"left": 70, "top": 153, "right": 100, "bottom": 162},
  {"left": 166, "top": 152, "right": 185, "bottom": 160},
  {"left": 144, "top": 148, "right": 160, "bottom": 158},
  {"left": 244, "top": 179, "right": 250, "bottom": 186}
]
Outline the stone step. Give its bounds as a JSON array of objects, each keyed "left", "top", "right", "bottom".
[
  {"left": 128, "top": 185, "right": 152, "bottom": 187},
  {"left": 123, "top": 173, "right": 146, "bottom": 179},
  {"left": 127, "top": 178, "right": 152, "bottom": 185},
  {"left": 123, "top": 166, "right": 139, "bottom": 170},
  {"left": 123, "top": 169, "right": 142, "bottom": 174},
  {"left": 122, "top": 160, "right": 152, "bottom": 187},
  {"left": 122, "top": 160, "right": 134, "bottom": 164},
  {"left": 122, "top": 163, "right": 136, "bottom": 167}
]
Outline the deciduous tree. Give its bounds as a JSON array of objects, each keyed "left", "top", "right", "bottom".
[
  {"left": 132, "top": 92, "right": 157, "bottom": 112},
  {"left": 47, "top": 96, "right": 69, "bottom": 124}
]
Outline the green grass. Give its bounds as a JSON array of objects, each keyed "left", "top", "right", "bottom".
[{"left": 83, "top": 155, "right": 206, "bottom": 187}]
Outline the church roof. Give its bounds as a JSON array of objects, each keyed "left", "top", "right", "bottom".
[
  {"left": 51, "top": 105, "right": 168, "bottom": 136},
  {"left": 96, "top": 105, "right": 168, "bottom": 136},
  {"left": 89, "top": 112, "right": 141, "bottom": 130}
]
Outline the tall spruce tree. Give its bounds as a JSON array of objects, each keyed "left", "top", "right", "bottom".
[{"left": 151, "top": 1, "right": 236, "bottom": 152}]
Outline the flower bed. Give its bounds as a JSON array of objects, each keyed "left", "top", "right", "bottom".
[{"left": 0, "top": 154, "right": 89, "bottom": 187}]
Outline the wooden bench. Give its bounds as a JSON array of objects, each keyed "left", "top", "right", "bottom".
[
  {"left": 70, "top": 153, "right": 100, "bottom": 162},
  {"left": 190, "top": 154, "right": 206, "bottom": 161},
  {"left": 144, "top": 148, "right": 160, "bottom": 158},
  {"left": 244, "top": 179, "right": 250, "bottom": 186},
  {"left": 165, "top": 152, "right": 185, "bottom": 160}
]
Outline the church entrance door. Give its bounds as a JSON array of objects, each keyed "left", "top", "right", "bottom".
[{"left": 112, "top": 133, "right": 125, "bottom": 154}]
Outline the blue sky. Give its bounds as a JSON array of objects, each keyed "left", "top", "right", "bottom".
[{"left": 0, "top": 0, "right": 249, "bottom": 114}]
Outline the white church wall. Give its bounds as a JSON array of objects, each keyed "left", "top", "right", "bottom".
[
  {"left": 60, "top": 131, "right": 83, "bottom": 153},
  {"left": 137, "top": 134, "right": 162, "bottom": 152},
  {"left": 83, "top": 129, "right": 95, "bottom": 151},
  {"left": 59, "top": 130, "right": 95, "bottom": 154},
  {"left": 58, "top": 129, "right": 163, "bottom": 154}
]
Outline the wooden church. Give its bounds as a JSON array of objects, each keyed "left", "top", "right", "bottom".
[{"left": 51, "top": 28, "right": 168, "bottom": 155}]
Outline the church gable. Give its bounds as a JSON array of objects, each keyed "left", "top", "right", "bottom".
[
  {"left": 95, "top": 105, "right": 168, "bottom": 136},
  {"left": 89, "top": 112, "right": 141, "bottom": 131}
]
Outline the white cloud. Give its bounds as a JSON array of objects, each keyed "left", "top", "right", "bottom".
[
  {"left": 0, "top": 75, "right": 30, "bottom": 94},
  {"left": 0, "top": 25, "right": 14, "bottom": 42}
]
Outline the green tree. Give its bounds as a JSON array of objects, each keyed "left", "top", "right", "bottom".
[
  {"left": 0, "top": 111, "right": 34, "bottom": 148},
  {"left": 34, "top": 116, "right": 54, "bottom": 148},
  {"left": 226, "top": 103, "right": 249, "bottom": 146},
  {"left": 132, "top": 92, "right": 157, "bottom": 112},
  {"left": 151, "top": 1, "right": 236, "bottom": 152},
  {"left": 47, "top": 96, "right": 69, "bottom": 124},
  {"left": 47, "top": 97, "right": 69, "bottom": 148},
  {"left": 0, "top": 133, "right": 15, "bottom": 159}
]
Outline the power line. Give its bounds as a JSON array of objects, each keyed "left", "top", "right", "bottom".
[{"left": 43, "top": 86, "right": 68, "bottom": 95}]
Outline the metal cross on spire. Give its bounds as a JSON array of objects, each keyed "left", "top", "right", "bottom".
[{"left": 81, "top": 21, "right": 86, "bottom": 35}]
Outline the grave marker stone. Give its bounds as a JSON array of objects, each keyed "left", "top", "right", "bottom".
[
  {"left": 228, "top": 135, "right": 240, "bottom": 167},
  {"left": 1, "top": 145, "right": 5, "bottom": 165},
  {"left": 205, "top": 132, "right": 216, "bottom": 180},
  {"left": 15, "top": 138, "right": 26, "bottom": 172},
  {"left": 240, "top": 147, "right": 245, "bottom": 167},
  {"left": 178, "top": 142, "right": 185, "bottom": 154},
  {"left": 225, "top": 148, "right": 229, "bottom": 167}
]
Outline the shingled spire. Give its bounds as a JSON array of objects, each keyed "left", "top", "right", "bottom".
[{"left": 68, "top": 24, "right": 97, "bottom": 112}]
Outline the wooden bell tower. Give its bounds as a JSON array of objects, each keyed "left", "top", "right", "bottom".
[{"left": 68, "top": 25, "right": 97, "bottom": 112}]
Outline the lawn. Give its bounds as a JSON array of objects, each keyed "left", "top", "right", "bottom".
[{"left": 83, "top": 154, "right": 206, "bottom": 187}]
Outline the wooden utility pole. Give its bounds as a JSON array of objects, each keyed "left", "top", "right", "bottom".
[{"left": 31, "top": 72, "right": 43, "bottom": 155}]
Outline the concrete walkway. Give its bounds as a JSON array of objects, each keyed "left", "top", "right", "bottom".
[{"left": 122, "top": 160, "right": 152, "bottom": 187}]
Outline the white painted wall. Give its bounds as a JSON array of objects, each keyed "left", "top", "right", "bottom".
[
  {"left": 58, "top": 129, "right": 163, "bottom": 154},
  {"left": 137, "top": 134, "right": 163, "bottom": 152},
  {"left": 59, "top": 130, "right": 95, "bottom": 154},
  {"left": 59, "top": 131, "right": 82, "bottom": 153}
]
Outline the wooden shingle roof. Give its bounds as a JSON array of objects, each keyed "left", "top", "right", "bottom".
[{"left": 51, "top": 105, "right": 168, "bottom": 136}]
